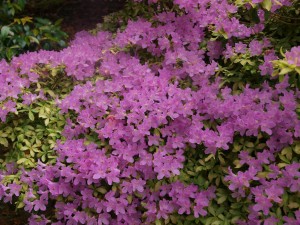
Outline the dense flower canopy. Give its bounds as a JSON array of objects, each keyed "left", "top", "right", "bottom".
[{"left": 0, "top": 0, "right": 300, "bottom": 224}]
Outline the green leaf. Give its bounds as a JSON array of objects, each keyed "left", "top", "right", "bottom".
[
  {"left": 20, "top": 16, "right": 33, "bottom": 25},
  {"left": 294, "top": 143, "right": 300, "bottom": 154},
  {"left": 282, "top": 147, "right": 293, "bottom": 161},
  {"left": 245, "top": 141, "right": 254, "bottom": 148},
  {"left": 0, "top": 131, "right": 8, "bottom": 138},
  {"left": 17, "top": 158, "right": 28, "bottom": 164},
  {"left": 278, "top": 154, "right": 290, "bottom": 163},
  {"left": 127, "top": 195, "right": 133, "bottom": 204},
  {"left": 6, "top": 48, "right": 15, "bottom": 60},
  {"left": 288, "top": 202, "right": 299, "bottom": 209},
  {"left": 262, "top": 0, "right": 272, "bottom": 11},
  {"left": 20, "top": 145, "right": 28, "bottom": 151},
  {"left": 217, "top": 213, "right": 225, "bottom": 220},
  {"left": 155, "top": 220, "right": 162, "bottom": 225},
  {"left": 45, "top": 118, "right": 50, "bottom": 126},
  {"left": 35, "top": 138, "right": 42, "bottom": 146},
  {"left": 16, "top": 201, "right": 25, "bottom": 209},
  {"left": 17, "top": 134, "right": 25, "bottom": 142},
  {"left": 217, "top": 196, "right": 227, "bottom": 204},
  {"left": 96, "top": 187, "right": 107, "bottom": 194},
  {"left": 38, "top": 107, "right": 47, "bottom": 118},
  {"left": 205, "top": 217, "right": 217, "bottom": 225},
  {"left": 46, "top": 89, "right": 56, "bottom": 98},
  {"left": 54, "top": 18, "right": 63, "bottom": 26},
  {"left": 233, "top": 142, "right": 242, "bottom": 152},
  {"left": 208, "top": 205, "right": 216, "bottom": 216},
  {"left": 170, "top": 215, "right": 178, "bottom": 224},
  {"left": 35, "top": 17, "right": 51, "bottom": 25},
  {"left": 279, "top": 67, "right": 293, "bottom": 75},
  {"left": 205, "top": 154, "right": 215, "bottom": 162},
  {"left": 1, "top": 26, "right": 12, "bottom": 38},
  {"left": 28, "top": 111, "right": 35, "bottom": 121},
  {"left": 276, "top": 207, "right": 282, "bottom": 217},
  {"left": 28, "top": 36, "right": 39, "bottom": 44},
  {"left": 0, "top": 137, "right": 8, "bottom": 147}
]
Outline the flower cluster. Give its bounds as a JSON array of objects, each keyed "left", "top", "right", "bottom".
[{"left": 285, "top": 46, "right": 300, "bottom": 67}]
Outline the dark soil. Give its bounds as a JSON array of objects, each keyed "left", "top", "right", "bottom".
[
  {"left": 54, "top": 0, "right": 125, "bottom": 40},
  {"left": 28, "top": 0, "right": 125, "bottom": 40},
  {"left": 0, "top": 203, "right": 30, "bottom": 225},
  {"left": 0, "top": 1, "right": 124, "bottom": 224}
]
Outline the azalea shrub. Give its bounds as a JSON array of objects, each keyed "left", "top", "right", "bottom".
[{"left": 0, "top": 0, "right": 300, "bottom": 224}]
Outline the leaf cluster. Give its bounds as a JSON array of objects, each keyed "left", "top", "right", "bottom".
[{"left": 0, "top": 0, "right": 67, "bottom": 60}]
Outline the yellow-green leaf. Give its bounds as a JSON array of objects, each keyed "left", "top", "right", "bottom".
[
  {"left": 279, "top": 67, "right": 293, "bottom": 75},
  {"left": 294, "top": 144, "right": 300, "bottom": 154},
  {"left": 0, "top": 137, "right": 8, "bottom": 147},
  {"left": 29, "top": 111, "right": 34, "bottom": 121},
  {"left": 217, "top": 196, "right": 227, "bottom": 204},
  {"left": 45, "top": 118, "right": 50, "bottom": 126},
  {"left": 288, "top": 202, "right": 299, "bottom": 209},
  {"left": 17, "top": 158, "right": 28, "bottom": 164},
  {"left": 262, "top": 0, "right": 272, "bottom": 11},
  {"left": 155, "top": 220, "right": 162, "bottom": 225},
  {"left": 17, "top": 201, "right": 25, "bottom": 209},
  {"left": 20, "top": 16, "right": 33, "bottom": 25}
]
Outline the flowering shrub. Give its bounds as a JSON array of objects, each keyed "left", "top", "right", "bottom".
[
  {"left": 0, "top": 0, "right": 300, "bottom": 224},
  {"left": 273, "top": 46, "right": 300, "bottom": 87}
]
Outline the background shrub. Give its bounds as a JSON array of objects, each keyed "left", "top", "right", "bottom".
[{"left": 0, "top": 0, "right": 67, "bottom": 60}]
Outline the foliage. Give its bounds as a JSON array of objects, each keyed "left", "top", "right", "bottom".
[
  {"left": 0, "top": 0, "right": 300, "bottom": 225},
  {"left": 0, "top": 0, "right": 67, "bottom": 61},
  {"left": 272, "top": 46, "right": 300, "bottom": 87}
]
